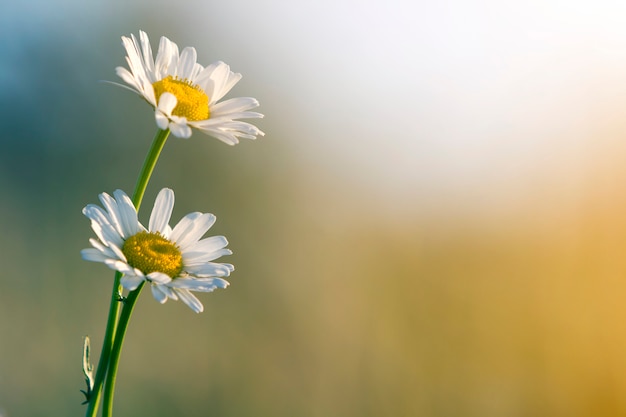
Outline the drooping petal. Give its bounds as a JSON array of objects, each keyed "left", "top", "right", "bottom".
[
  {"left": 190, "top": 119, "right": 265, "bottom": 145},
  {"left": 155, "top": 92, "right": 177, "bottom": 119},
  {"left": 151, "top": 284, "right": 169, "bottom": 304},
  {"left": 155, "top": 109, "right": 170, "bottom": 130},
  {"left": 175, "top": 289, "right": 204, "bottom": 313},
  {"left": 121, "top": 275, "right": 145, "bottom": 291},
  {"left": 168, "top": 117, "right": 193, "bottom": 139},
  {"left": 104, "top": 259, "right": 136, "bottom": 275}
]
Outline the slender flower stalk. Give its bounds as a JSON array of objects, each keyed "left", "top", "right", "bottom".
[
  {"left": 83, "top": 271, "right": 122, "bottom": 417},
  {"left": 131, "top": 128, "right": 171, "bottom": 209},
  {"left": 103, "top": 284, "right": 144, "bottom": 417}
]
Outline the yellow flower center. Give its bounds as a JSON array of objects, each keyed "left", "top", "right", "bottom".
[
  {"left": 122, "top": 231, "right": 183, "bottom": 278},
  {"left": 152, "top": 76, "right": 210, "bottom": 121}
]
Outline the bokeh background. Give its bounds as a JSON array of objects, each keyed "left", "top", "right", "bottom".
[{"left": 3, "top": 0, "right": 626, "bottom": 416}]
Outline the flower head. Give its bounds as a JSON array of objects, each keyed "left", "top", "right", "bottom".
[
  {"left": 81, "top": 188, "right": 233, "bottom": 313},
  {"left": 115, "top": 31, "right": 264, "bottom": 144}
]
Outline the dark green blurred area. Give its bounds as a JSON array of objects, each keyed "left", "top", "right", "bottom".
[{"left": 4, "top": 3, "right": 626, "bottom": 417}]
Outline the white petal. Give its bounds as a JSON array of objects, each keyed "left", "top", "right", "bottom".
[
  {"left": 175, "top": 289, "right": 204, "bottom": 313},
  {"left": 154, "top": 36, "right": 175, "bottom": 79},
  {"left": 155, "top": 93, "right": 181, "bottom": 132},
  {"left": 87, "top": 217, "right": 123, "bottom": 249},
  {"left": 157, "top": 92, "right": 177, "bottom": 115},
  {"left": 121, "top": 35, "right": 148, "bottom": 85},
  {"left": 146, "top": 271, "right": 172, "bottom": 285},
  {"left": 183, "top": 247, "right": 232, "bottom": 264},
  {"left": 98, "top": 192, "right": 128, "bottom": 239},
  {"left": 83, "top": 203, "right": 110, "bottom": 224},
  {"left": 183, "top": 236, "right": 230, "bottom": 262},
  {"left": 185, "top": 262, "right": 233, "bottom": 277},
  {"left": 185, "top": 235, "right": 228, "bottom": 253},
  {"left": 104, "top": 259, "right": 136, "bottom": 275},
  {"left": 206, "top": 62, "right": 242, "bottom": 104},
  {"left": 121, "top": 275, "right": 145, "bottom": 291},
  {"left": 190, "top": 119, "right": 264, "bottom": 145},
  {"left": 149, "top": 188, "right": 175, "bottom": 233},
  {"left": 168, "top": 119, "right": 193, "bottom": 138},
  {"left": 143, "top": 81, "right": 157, "bottom": 107},
  {"left": 212, "top": 110, "right": 264, "bottom": 121},
  {"left": 155, "top": 108, "right": 170, "bottom": 130},
  {"left": 194, "top": 61, "right": 221, "bottom": 94},
  {"left": 211, "top": 120, "right": 263, "bottom": 135},
  {"left": 157, "top": 283, "right": 178, "bottom": 300},
  {"left": 195, "top": 128, "right": 240, "bottom": 145},
  {"left": 138, "top": 30, "right": 155, "bottom": 80},
  {"left": 81, "top": 248, "right": 110, "bottom": 263},
  {"left": 169, "top": 277, "right": 229, "bottom": 291},
  {"left": 107, "top": 242, "right": 128, "bottom": 263},
  {"left": 177, "top": 47, "right": 198, "bottom": 79},
  {"left": 210, "top": 97, "right": 260, "bottom": 118},
  {"left": 158, "top": 36, "right": 179, "bottom": 77},
  {"left": 87, "top": 238, "right": 119, "bottom": 259},
  {"left": 161, "top": 224, "right": 173, "bottom": 239},
  {"left": 169, "top": 212, "right": 201, "bottom": 244},
  {"left": 115, "top": 67, "right": 141, "bottom": 91},
  {"left": 171, "top": 213, "right": 216, "bottom": 249},
  {"left": 151, "top": 284, "right": 168, "bottom": 304},
  {"left": 189, "top": 62, "right": 203, "bottom": 82},
  {"left": 113, "top": 190, "right": 140, "bottom": 237}
]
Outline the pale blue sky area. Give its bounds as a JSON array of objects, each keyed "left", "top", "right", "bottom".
[{"left": 4, "top": 0, "right": 626, "bottom": 214}]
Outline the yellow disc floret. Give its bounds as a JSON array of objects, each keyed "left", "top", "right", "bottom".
[
  {"left": 122, "top": 231, "right": 183, "bottom": 278},
  {"left": 152, "top": 76, "right": 210, "bottom": 121}
]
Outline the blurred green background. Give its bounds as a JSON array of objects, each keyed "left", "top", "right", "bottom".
[{"left": 3, "top": 0, "right": 626, "bottom": 416}]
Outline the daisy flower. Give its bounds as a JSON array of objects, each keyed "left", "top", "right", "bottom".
[
  {"left": 114, "top": 30, "right": 264, "bottom": 144},
  {"left": 81, "top": 188, "right": 233, "bottom": 313}
]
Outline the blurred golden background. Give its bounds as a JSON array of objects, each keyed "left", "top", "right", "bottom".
[{"left": 3, "top": 0, "right": 626, "bottom": 416}]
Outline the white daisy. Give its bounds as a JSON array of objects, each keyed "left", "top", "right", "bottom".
[
  {"left": 114, "top": 30, "right": 264, "bottom": 144},
  {"left": 81, "top": 188, "right": 233, "bottom": 313}
]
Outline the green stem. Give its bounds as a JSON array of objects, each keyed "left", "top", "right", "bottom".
[
  {"left": 131, "top": 128, "right": 171, "bottom": 211},
  {"left": 102, "top": 282, "right": 145, "bottom": 417},
  {"left": 85, "top": 128, "right": 170, "bottom": 417},
  {"left": 84, "top": 272, "right": 122, "bottom": 417}
]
